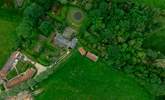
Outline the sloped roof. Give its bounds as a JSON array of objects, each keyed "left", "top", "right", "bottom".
[
  {"left": 54, "top": 34, "right": 77, "bottom": 49},
  {"left": 86, "top": 52, "right": 98, "bottom": 62},
  {"left": 78, "top": 47, "right": 86, "bottom": 56},
  {"left": 6, "top": 68, "right": 36, "bottom": 89}
]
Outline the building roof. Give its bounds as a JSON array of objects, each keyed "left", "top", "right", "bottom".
[
  {"left": 0, "top": 51, "right": 20, "bottom": 79},
  {"left": 70, "top": 38, "right": 78, "bottom": 48},
  {"left": 6, "top": 91, "right": 33, "bottom": 100},
  {"left": 63, "top": 27, "right": 76, "bottom": 40},
  {"left": 54, "top": 34, "right": 70, "bottom": 48},
  {"left": 86, "top": 52, "right": 98, "bottom": 62},
  {"left": 54, "top": 34, "right": 77, "bottom": 49},
  {"left": 6, "top": 68, "right": 36, "bottom": 89},
  {"left": 78, "top": 47, "right": 86, "bottom": 56}
]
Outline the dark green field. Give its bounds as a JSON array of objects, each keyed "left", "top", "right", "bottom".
[
  {"left": 35, "top": 51, "right": 153, "bottom": 100},
  {"left": 0, "top": 9, "right": 20, "bottom": 68}
]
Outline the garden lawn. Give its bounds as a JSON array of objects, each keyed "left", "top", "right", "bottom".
[
  {"left": 35, "top": 51, "right": 153, "bottom": 100},
  {"left": 0, "top": 9, "right": 20, "bottom": 68}
]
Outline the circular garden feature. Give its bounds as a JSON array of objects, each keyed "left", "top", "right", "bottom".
[
  {"left": 74, "top": 11, "right": 82, "bottom": 21},
  {"left": 67, "top": 7, "right": 85, "bottom": 28}
]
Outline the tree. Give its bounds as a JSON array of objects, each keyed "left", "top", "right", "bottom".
[
  {"left": 23, "top": 3, "right": 44, "bottom": 25},
  {"left": 0, "top": 0, "right": 4, "bottom": 6},
  {"left": 35, "top": 0, "right": 54, "bottom": 10},
  {"left": 16, "top": 18, "right": 33, "bottom": 38},
  {"left": 4, "top": 0, "right": 14, "bottom": 8},
  {"left": 39, "top": 21, "right": 53, "bottom": 37},
  {"left": 59, "top": 0, "right": 68, "bottom": 4}
]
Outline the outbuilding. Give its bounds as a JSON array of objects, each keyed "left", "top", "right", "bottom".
[
  {"left": 78, "top": 47, "right": 86, "bottom": 56},
  {"left": 86, "top": 52, "right": 99, "bottom": 62}
]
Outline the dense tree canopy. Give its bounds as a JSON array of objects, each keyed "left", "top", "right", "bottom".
[{"left": 39, "top": 21, "right": 54, "bottom": 37}]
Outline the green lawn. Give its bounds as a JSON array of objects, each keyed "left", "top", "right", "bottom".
[
  {"left": 35, "top": 51, "right": 153, "bottom": 100},
  {"left": 0, "top": 9, "right": 20, "bottom": 68}
]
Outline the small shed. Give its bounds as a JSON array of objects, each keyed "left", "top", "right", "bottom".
[
  {"left": 78, "top": 47, "right": 86, "bottom": 56},
  {"left": 86, "top": 52, "right": 98, "bottom": 62}
]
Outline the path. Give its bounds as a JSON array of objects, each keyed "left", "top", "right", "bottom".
[{"left": 21, "top": 50, "right": 71, "bottom": 76}]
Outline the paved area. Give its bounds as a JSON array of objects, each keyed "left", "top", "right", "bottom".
[
  {"left": 34, "top": 63, "right": 47, "bottom": 76},
  {"left": 22, "top": 50, "right": 71, "bottom": 76}
]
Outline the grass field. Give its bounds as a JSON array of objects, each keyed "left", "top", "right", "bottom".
[
  {"left": 0, "top": 9, "right": 20, "bottom": 68},
  {"left": 35, "top": 51, "right": 153, "bottom": 100}
]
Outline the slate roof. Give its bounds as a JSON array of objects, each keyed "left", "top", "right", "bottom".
[{"left": 54, "top": 34, "right": 77, "bottom": 49}]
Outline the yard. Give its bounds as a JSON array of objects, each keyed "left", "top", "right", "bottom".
[
  {"left": 0, "top": 8, "right": 21, "bottom": 68},
  {"left": 35, "top": 51, "right": 153, "bottom": 100}
]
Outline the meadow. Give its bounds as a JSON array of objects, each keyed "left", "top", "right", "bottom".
[
  {"left": 35, "top": 51, "right": 153, "bottom": 100},
  {"left": 0, "top": 8, "right": 20, "bottom": 68}
]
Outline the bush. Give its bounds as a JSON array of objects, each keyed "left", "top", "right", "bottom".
[{"left": 39, "top": 21, "right": 53, "bottom": 37}]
